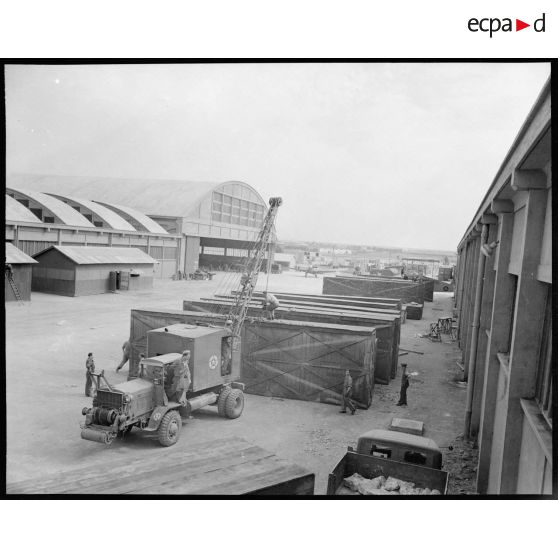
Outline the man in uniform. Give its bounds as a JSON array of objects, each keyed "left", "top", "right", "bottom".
[
  {"left": 396, "top": 363, "right": 410, "bottom": 406},
  {"left": 116, "top": 339, "right": 131, "bottom": 373},
  {"left": 262, "top": 291, "right": 280, "bottom": 320},
  {"left": 85, "top": 352, "right": 95, "bottom": 397},
  {"left": 221, "top": 336, "right": 233, "bottom": 376},
  {"left": 340, "top": 370, "right": 356, "bottom": 415},
  {"left": 137, "top": 353, "right": 146, "bottom": 378},
  {"left": 168, "top": 351, "right": 191, "bottom": 404}
]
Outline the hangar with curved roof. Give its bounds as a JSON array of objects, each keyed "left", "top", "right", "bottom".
[{"left": 6, "top": 173, "right": 273, "bottom": 276}]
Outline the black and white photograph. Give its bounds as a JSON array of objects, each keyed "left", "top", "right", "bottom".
[{"left": 3, "top": 62, "right": 552, "bottom": 497}]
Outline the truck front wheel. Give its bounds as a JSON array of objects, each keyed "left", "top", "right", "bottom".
[
  {"left": 225, "top": 389, "right": 244, "bottom": 419},
  {"left": 158, "top": 410, "right": 182, "bottom": 447},
  {"left": 217, "top": 386, "right": 232, "bottom": 417}
]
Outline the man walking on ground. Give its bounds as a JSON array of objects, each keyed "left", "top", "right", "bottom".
[
  {"left": 397, "top": 363, "right": 410, "bottom": 406},
  {"left": 85, "top": 352, "right": 95, "bottom": 397},
  {"left": 116, "top": 339, "right": 131, "bottom": 373},
  {"left": 340, "top": 370, "right": 356, "bottom": 415}
]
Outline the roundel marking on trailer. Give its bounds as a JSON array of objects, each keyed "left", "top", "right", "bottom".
[{"left": 209, "top": 355, "right": 219, "bottom": 370}]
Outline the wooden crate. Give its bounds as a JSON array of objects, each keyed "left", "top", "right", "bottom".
[
  {"left": 7, "top": 436, "right": 315, "bottom": 495},
  {"left": 241, "top": 319, "right": 376, "bottom": 408},
  {"left": 323, "top": 276, "right": 425, "bottom": 304},
  {"left": 183, "top": 299, "right": 399, "bottom": 384}
]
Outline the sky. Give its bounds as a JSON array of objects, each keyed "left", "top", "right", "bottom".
[{"left": 5, "top": 63, "right": 550, "bottom": 251}]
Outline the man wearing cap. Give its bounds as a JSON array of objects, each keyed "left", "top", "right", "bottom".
[
  {"left": 262, "top": 291, "right": 280, "bottom": 320},
  {"left": 168, "top": 351, "right": 191, "bottom": 404},
  {"left": 340, "top": 370, "right": 356, "bottom": 415}
]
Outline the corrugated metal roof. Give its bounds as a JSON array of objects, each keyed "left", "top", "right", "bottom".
[
  {"left": 6, "top": 243, "right": 37, "bottom": 264},
  {"left": 5, "top": 195, "right": 43, "bottom": 223},
  {"left": 6, "top": 187, "right": 94, "bottom": 227},
  {"left": 33, "top": 246, "right": 157, "bottom": 266},
  {"left": 48, "top": 194, "right": 137, "bottom": 232},
  {"left": 94, "top": 201, "right": 168, "bottom": 234},
  {"left": 6, "top": 173, "right": 266, "bottom": 222}
]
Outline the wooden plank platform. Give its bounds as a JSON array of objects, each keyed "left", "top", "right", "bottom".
[{"left": 6, "top": 437, "right": 315, "bottom": 495}]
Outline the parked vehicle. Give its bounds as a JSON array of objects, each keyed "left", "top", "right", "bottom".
[{"left": 327, "top": 429, "right": 449, "bottom": 494}]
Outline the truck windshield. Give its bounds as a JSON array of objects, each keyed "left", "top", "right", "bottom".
[
  {"left": 143, "top": 365, "right": 164, "bottom": 381},
  {"left": 404, "top": 451, "right": 428, "bottom": 465}
]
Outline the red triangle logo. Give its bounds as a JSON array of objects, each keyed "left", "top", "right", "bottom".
[{"left": 516, "top": 19, "right": 530, "bottom": 31}]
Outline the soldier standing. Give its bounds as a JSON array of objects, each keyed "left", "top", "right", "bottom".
[
  {"left": 168, "top": 351, "right": 192, "bottom": 404},
  {"left": 116, "top": 339, "right": 131, "bottom": 373},
  {"left": 397, "top": 363, "right": 410, "bottom": 406},
  {"left": 340, "top": 370, "right": 356, "bottom": 415},
  {"left": 85, "top": 352, "right": 95, "bottom": 397}
]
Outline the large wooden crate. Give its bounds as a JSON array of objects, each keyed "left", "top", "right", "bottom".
[
  {"left": 230, "top": 291, "right": 402, "bottom": 311},
  {"left": 323, "top": 276, "right": 425, "bottom": 304},
  {"left": 217, "top": 293, "right": 404, "bottom": 321},
  {"left": 241, "top": 319, "right": 376, "bottom": 408},
  {"left": 182, "top": 299, "right": 399, "bottom": 384}
]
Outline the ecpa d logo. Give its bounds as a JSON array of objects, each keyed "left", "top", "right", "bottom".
[{"left": 468, "top": 13, "right": 545, "bottom": 37}]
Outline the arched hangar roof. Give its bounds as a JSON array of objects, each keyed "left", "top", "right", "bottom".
[
  {"left": 48, "top": 194, "right": 137, "bottom": 232},
  {"left": 6, "top": 187, "right": 93, "bottom": 227},
  {"left": 6, "top": 174, "right": 268, "bottom": 220},
  {"left": 5, "top": 195, "right": 43, "bottom": 223},
  {"left": 93, "top": 201, "right": 168, "bottom": 234}
]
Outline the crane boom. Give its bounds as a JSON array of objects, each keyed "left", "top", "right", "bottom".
[{"left": 226, "top": 196, "right": 282, "bottom": 338}]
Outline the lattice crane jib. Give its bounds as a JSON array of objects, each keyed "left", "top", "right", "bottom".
[{"left": 226, "top": 197, "right": 282, "bottom": 338}]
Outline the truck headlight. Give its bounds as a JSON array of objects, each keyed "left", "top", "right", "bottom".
[{"left": 123, "top": 395, "right": 132, "bottom": 403}]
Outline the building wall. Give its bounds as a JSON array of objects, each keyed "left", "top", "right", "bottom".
[
  {"left": 74, "top": 263, "right": 154, "bottom": 296},
  {"left": 6, "top": 223, "right": 180, "bottom": 279},
  {"left": 5, "top": 264, "right": 33, "bottom": 302},
  {"left": 455, "top": 82, "right": 551, "bottom": 495},
  {"left": 32, "top": 248, "right": 76, "bottom": 296}
]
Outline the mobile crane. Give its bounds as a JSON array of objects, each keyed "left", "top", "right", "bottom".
[{"left": 80, "top": 197, "right": 283, "bottom": 446}]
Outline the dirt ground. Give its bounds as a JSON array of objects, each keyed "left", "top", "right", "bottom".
[{"left": 5, "top": 271, "right": 476, "bottom": 494}]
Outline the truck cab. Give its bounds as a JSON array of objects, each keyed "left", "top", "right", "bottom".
[{"left": 354, "top": 429, "right": 443, "bottom": 469}]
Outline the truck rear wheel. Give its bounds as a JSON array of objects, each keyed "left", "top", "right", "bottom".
[
  {"left": 225, "top": 389, "right": 244, "bottom": 419},
  {"left": 217, "top": 386, "right": 232, "bottom": 417},
  {"left": 158, "top": 410, "right": 182, "bottom": 447}
]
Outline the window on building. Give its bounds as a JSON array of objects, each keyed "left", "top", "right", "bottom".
[
  {"left": 203, "top": 246, "right": 225, "bottom": 256},
  {"left": 43, "top": 216, "right": 55, "bottom": 224},
  {"left": 94, "top": 221, "right": 103, "bottom": 228},
  {"left": 535, "top": 285, "right": 552, "bottom": 427}
]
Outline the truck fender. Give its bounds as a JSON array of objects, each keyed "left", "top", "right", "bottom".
[{"left": 145, "top": 406, "right": 171, "bottom": 431}]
